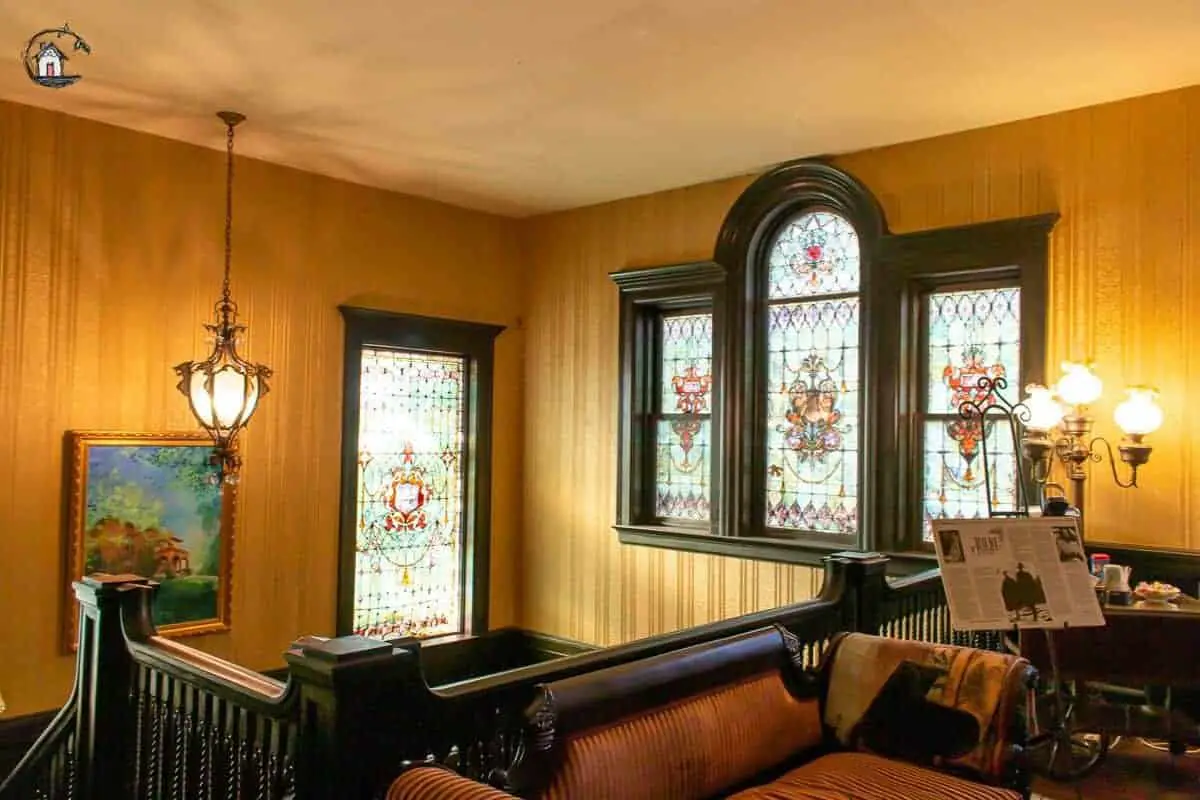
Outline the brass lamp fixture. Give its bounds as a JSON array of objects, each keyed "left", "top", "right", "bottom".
[
  {"left": 1019, "top": 362, "right": 1162, "bottom": 521},
  {"left": 174, "top": 111, "right": 272, "bottom": 484},
  {"left": 958, "top": 363, "right": 1162, "bottom": 536}
]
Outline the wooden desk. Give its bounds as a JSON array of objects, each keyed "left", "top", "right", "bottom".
[
  {"left": 1020, "top": 600, "right": 1200, "bottom": 743},
  {"left": 1021, "top": 600, "right": 1200, "bottom": 686}
]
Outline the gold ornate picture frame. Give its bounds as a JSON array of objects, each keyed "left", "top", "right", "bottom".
[{"left": 63, "top": 431, "right": 236, "bottom": 652}]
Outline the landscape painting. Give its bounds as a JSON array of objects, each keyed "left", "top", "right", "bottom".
[{"left": 64, "top": 431, "right": 235, "bottom": 651}]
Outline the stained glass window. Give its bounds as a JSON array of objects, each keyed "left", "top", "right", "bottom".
[
  {"left": 655, "top": 312, "right": 713, "bottom": 521},
  {"left": 764, "top": 211, "right": 860, "bottom": 535},
  {"left": 767, "top": 211, "right": 860, "bottom": 299},
  {"left": 922, "top": 287, "right": 1022, "bottom": 538},
  {"left": 353, "top": 347, "right": 466, "bottom": 639}
]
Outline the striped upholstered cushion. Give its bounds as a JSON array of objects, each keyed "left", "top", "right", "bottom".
[
  {"left": 540, "top": 671, "right": 823, "bottom": 800},
  {"left": 727, "top": 752, "right": 1023, "bottom": 799}
]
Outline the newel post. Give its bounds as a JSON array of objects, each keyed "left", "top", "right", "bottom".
[
  {"left": 824, "top": 552, "right": 891, "bottom": 634},
  {"left": 286, "top": 635, "right": 427, "bottom": 800},
  {"left": 73, "top": 573, "right": 151, "bottom": 799}
]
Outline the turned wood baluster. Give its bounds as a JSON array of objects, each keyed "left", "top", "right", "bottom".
[
  {"left": 182, "top": 686, "right": 198, "bottom": 799},
  {"left": 65, "top": 730, "right": 77, "bottom": 799},
  {"left": 225, "top": 715, "right": 239, "bottom": 800},
  {"left": 197, "top": 693, "right": 213, "bottom": 800},
  {"left": 132, "top": 670, "right": 147, "bottom": 795},
  {"left": 170, "top": 678, "right": 185, "bottom": 799},
  {"left": 148, "top": 676, "right": 163, "bottom": 798}
]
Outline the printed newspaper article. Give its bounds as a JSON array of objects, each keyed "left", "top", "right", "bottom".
[{"left": 930, "top": 517, "right": 1104, "bottom": 631}]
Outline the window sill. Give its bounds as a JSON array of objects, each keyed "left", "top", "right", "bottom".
[
  {"left": 616, "top": 525, "right": 943, "bottom": 573},
  {"left": 614, "top": 525, "right": 852, "bottom": 567}
]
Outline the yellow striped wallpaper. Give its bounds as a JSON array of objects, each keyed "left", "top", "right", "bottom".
[
  {"left": 3, "top": 83, "right": 1200, "bottom": 714},
  {"left": 520, "top": 85, "right": 1200, "bottom": 646},
  {"left": 0, "top": 100, "right": 525, "bottom": 716}
]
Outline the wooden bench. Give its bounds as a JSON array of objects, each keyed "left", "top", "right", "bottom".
[{"left": 389, "top": 626, "right": 1035, "bottom": 799}]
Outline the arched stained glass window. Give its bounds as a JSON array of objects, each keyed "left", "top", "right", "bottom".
[
  {"left": 764, "top": 211, "right": 860, "bottom": 535},
  {"left": 613, "top": 159, "right": 1054, "bottom": 560}
]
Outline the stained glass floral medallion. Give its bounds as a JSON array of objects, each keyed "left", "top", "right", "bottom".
[
  {"left": 767, "top": 211, "right": 860, "bottom": 300},
  {"left": 922, "top": 287, "right": 1021, "bottom": 538},
  {"left": 353, "top": 347, "right": 466, "bottom": 638},
  {"left": 765, "top": 300, "right": 859, "bottom": 534},
  {"left": 656, "top": 313, "right": 713, "bottom": 521}
]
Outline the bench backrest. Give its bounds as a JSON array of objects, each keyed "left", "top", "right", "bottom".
[{"left": 508, "top": 625, "right": 824, "bottom": 800}]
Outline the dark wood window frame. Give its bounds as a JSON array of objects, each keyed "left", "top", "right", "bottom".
[
  {"left": 337, "top": 306, "right": 504, "bottom": 637},
  {"left": 873, "top": 215, "right": 1058, "bottom": 562},
  {"left": 613, "top": 262, "right": 727, "bottom": 535},
  {"left": 613, "top": 159, "right": 1058, "bottom": 569}
]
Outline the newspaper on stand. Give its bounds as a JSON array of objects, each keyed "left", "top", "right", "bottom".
[{"left": 930, "top": 517, "right": 1105, "bottom": 631}]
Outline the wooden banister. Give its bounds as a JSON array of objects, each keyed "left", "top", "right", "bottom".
[
  {"left": 433, "top": 579, "right": 846, "bottom": 698},
  {"left": 117, "top": 580, "right": 300, "bottom": 799},
  {"left": 127, "top": 636, "right": 291, "bottom": 706},
  {"left": 2, "top": 553, "right": 993, "bottom": 800},
  {"left": 0, "top": 685, "right": 79, "bottom": 798}
]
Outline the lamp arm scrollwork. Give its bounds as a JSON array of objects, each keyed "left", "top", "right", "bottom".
[{"left": 1088, "top": 436, "right": 1139, "bottom": 489}]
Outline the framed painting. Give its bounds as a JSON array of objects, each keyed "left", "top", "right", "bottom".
[{"left": 63, "top": 431, "right": 236, "bottom": 652}]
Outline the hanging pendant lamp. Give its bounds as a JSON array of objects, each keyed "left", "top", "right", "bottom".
[{"left": 174, "top": 111, "right": 272, "bottom": 484}]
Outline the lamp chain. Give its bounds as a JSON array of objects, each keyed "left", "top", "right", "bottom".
[{"left": 222, "top": 118, "right": 235, "bottom": 306}]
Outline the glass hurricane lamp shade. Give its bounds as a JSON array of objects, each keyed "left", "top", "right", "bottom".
[
  {"left": 1114, "top": 386, "right": 1164, "bottom": 437},
  {"left": 1018, "top": 383, "right": 1059, "bottom": 481},
  {"left": 174, "top": 306, "right": 271, "bottom": 480},
  {"left": 1022, "top": 383, "right": 1065, "bottom": 432},
  {"left": 1056, "top": 361, "right": 1103, "bottom": 407}
]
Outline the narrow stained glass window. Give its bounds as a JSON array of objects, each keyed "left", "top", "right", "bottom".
[
  {"left": 353, "top": 347, "right": 466, "bottom": 639},
  {"left": 764, "top": 211, "right": 860, "bottom": 535},
  {"left": 922, "top": 287, "right": 1021, "bottom": 539},
  {"left": 655, "top": 312, "right": 713, "bottom": 521}
]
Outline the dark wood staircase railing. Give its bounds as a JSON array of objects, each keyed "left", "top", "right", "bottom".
[
  {"left": 0, "top": 691, "right": 77, "bottom": 799},
  {"left": 1, "top": 574, "right": 302, "bottom": 800},
  {"left": 1, "top": 552, "right": 977, "bottom": 800}
]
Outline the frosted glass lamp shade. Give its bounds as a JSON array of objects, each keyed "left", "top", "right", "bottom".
[
  {"left": 174, "top": 311, "right": 272, "bottom": 480},
  {"left": 183, "top": 363, "right": 262, "bottom": 433},
  {"left": 1057, "top": 361, "right": 1103, "bottom": 407},
  {"left": 1114, "top": 387, "right": 1163, "bottom": 437},
  {"left": 1022, "top": 384, "right": 1064, "bottom": 431}
]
